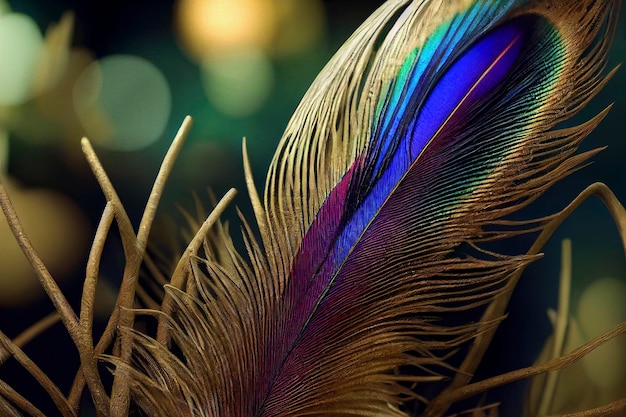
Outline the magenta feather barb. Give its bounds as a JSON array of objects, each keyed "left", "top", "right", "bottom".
[{"left": 103, "top": 0, "right": 622, "bottom": 416}]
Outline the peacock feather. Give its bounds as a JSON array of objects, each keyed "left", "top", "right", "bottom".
[
  {"left": 1, "top": 0, "right": 625, "bottom": 416},
  {"left": 122, "top": 0, "right": 622, "bottom": 415}
]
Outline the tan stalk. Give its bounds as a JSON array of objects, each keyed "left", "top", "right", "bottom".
[
  {"left": 548, "top": 398, "right": 626, "bottom": 417},
  {"left": 537, "top": 239, "right": 573, "bottom": 415},
  {"left": 0, "top": 380, "right": 46, "bottom": 417},
  {"left": 0, "top": 182, "right": 79, "bottom": 338},
  {"left": 0, "top": 331, "right": 76, "bottom": 416},
  {"left": 81, "top": 117, "right": 193, "bottom": 416},
  {"left": 77, "top": 202, "right": 115, "bottom": 417}
]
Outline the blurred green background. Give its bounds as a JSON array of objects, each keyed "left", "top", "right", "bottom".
[
  {"left": 0, "top": 1, "right": 624, "bottom": 415},
  {"left": 0, "top": 0, "right": 383, "bottom": 308}
]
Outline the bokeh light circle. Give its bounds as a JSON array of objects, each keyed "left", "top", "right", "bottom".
[
  {"left": 0, "top": 1, "right": 10, "bottom": 15},
  {"left": 0, "top": 13, "right": 44, "bottom": 105},
  {"left": 202, "top": 48, "right": 273, "bottom": 117},
  {"left": 577, "top": 277, "right": 626, "bottom": 392},
  {"left": 273, "top": 0, "right": 326, "bottom": 56},
  {"left": 0, "top": 180, "right": 89, "bottom": 307},
  {"left": 175, "top": 0, "right": 277, "bottom": 60},
  {"left": 73, "top": 55, "right": 171, "bottom": 151}
]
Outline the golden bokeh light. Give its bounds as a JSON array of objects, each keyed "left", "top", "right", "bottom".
[
  {"left": 175, "top": 0, "right": 326, "bottom": 60},
  {"left": 0, "top": 179, "right": 90, "bottom": 307},
  {"left": 174, "top": 0, "right": 326, "bottom": 116},
  {"left": 175, "top": 0, "right": 277, "bottom": 60},
  {"left": 272, "top": 0, "right": 326, "bottom": 56},
  {"left": 577, "top": 277, "right": 626, "bottom": 395}
]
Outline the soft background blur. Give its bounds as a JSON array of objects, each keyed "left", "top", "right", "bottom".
[{"left": 0, "top": 1, "right": 624, "bottom": 415}]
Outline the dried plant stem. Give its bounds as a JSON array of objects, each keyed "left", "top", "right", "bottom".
[
  {"left": 137, "top": 116, "right": 193, "bottom": 250},
  {"left": 538, "top": 238, "right": 572, "bottom": 416},
  {"left": 80, "top": 140, "right": 138, "bottom": 416},
  {"left": 0, "top": 380, "right": 46, "bottom": 417},
  {"left": 0, "top": 332, "right": 75, "bottom": 417},
  {"left": 67, "top": 280, "right": 142, "bottom": 410},
  {"left": 81, "top": 117, "right": 194, "bottom": 416},
  {"left": 75, "top": 202, "right": 115, "bottom": 417},
  {"left": 0, "top": 182, "right": 79, "bottom": 337},
  {"left": 549, "top": 398, "right": 626, "bottom": 417},
  {"left": 68, "top": 144, "right": 139, "bottom": 411},
  {"left": 0, "top": 180, "right": 94, "bottom": 413}
]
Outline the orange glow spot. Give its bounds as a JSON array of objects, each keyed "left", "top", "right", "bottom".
[{"left": 0, "top": 179, "right": 89, "bottom": 307}]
